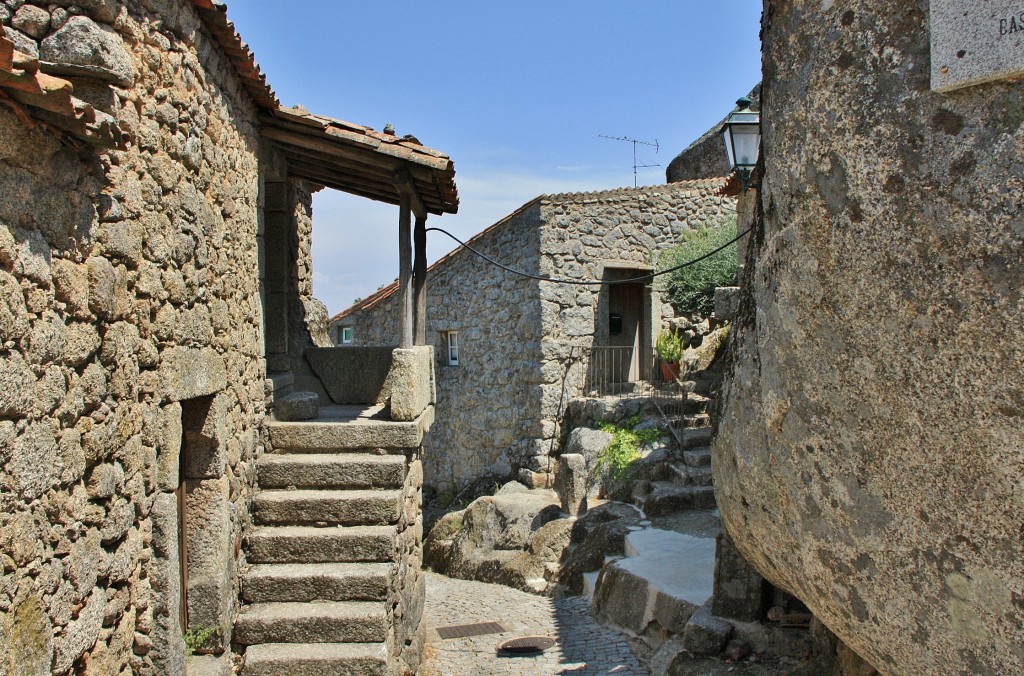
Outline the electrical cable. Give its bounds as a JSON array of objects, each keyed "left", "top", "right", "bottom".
[{"left": 425, "top": 226, "right": 751, "bottom": 287}]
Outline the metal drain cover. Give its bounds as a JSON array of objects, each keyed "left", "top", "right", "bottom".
[
  {"left": 497, "top": 635, "right": 556, "bottom": 655},
  {"left": 436, "top": 621, "right": 505, "bottom": 640}
]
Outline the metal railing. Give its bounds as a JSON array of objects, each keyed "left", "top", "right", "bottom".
[{"left": 583, "top": 346, "right": 691, "bottom": 444}]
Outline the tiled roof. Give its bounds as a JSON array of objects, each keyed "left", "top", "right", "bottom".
[
  {"left": 261, "top": 106, "right": 458, "bottom": 215},
  {"left": 539, "top": 176, "right": 732, "bottom": 203},
  {"left": 0, "top": 35, "right": 126, "bottom": 148},
  {"left": 191, "top": 0, "right": 278, "bottom": 110}
]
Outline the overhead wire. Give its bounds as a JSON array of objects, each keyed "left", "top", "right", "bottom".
[{"left": 424, "top": 225, "right": 752, "bottom": 287}]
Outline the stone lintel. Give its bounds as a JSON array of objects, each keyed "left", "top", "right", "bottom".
[{"left": 159, "top": 346, "right": 227, "bottom": 402}]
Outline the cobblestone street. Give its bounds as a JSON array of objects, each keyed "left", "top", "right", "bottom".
[{"left": 422, "top": 572, "right": 648, "bottom": 675}]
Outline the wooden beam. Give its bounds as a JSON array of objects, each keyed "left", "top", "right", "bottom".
[
  {"left": 398, "top": 193, "right": 413, "bottom": 350},
  {"left": 414, "top": 214, "right": 427, "bottom": 346},
  {"left": 393, "top": 169, "right": 427, "bottom": 221}
]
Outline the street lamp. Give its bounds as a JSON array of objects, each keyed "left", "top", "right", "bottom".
[{"left": 721, "top": 96, "right": 761, "bottom": 190}]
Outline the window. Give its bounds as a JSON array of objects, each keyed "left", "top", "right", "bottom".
[
  {"left": 446, "top": 331, "right": 459, "bottom": 366},
  {"left": 340, "top": 326, "right": 353, "bottom": 345}
]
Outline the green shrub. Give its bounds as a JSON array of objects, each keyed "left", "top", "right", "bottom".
[
  {"left": 595, "top": 415, "right": 662, "bottom": 482},
  {"left": 184, "top": 626, "right": 221, "bottom": 656},
  {"left": 657, "top": 217, "right": 738, "bottom": 316}
]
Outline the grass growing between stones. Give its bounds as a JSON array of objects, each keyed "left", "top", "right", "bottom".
[
  {"left": 183, "top": 626, "right": 221, "bottom": 656},
  {"left": 595, "top": 415, "right": 662, "bottom": 482}
]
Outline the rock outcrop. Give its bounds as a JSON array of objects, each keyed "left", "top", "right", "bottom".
[
  {"left": 715, "top": 2, "right": 1024, "bottom": 674},
  {"left": 424, "top": 482, "right": 572, "bottom": 594}
]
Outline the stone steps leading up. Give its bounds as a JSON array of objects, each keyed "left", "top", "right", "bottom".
[
  {"left": 637, "top": 482, "right": 717, "bottom": 517},
  {"left": 234, "top": 601, "right": 387, "bottom": 645},
  {"left": 257, "top": 453, "right": 406, "bottom": 490},
  {"left": 681, "top": 426, "right": 714, "bottom": 449},
  {"left": 246, "top": 525, "right": 397, "bottom": 564},
  {"left": 682, "top": 447, "right": 712, "bottom": 468},
  {"left": 242, "top": 642, "right": 388, "bottom": 676},
  {"left": 669, "top": 463, "right": 713, "bottom": 488},
  {"left": 252, "top": 489, "right": 402, "bottom": 526},
  {"left": 241, "top": 563, "right": 391, "bottom": 603}
]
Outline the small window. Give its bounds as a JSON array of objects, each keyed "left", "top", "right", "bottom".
[
  {"left": 340, "top": 327, "right": 353, "bottom": 345},
  {"left": 446, "top": 331, "right": 459, "bottom": 366}
]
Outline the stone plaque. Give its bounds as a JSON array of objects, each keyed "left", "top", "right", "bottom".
[{"left": 931, "top": 0, "right": 1024, "bottom": 92}]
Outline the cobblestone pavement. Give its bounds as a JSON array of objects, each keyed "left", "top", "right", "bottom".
[{"left": 422, "top": 571, "right": 648, "bottom": 675}]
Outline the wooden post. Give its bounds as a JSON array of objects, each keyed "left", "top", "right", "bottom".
[
  {"left": 398, "top": 193, "right": 413, "bottom": 349},
  {"left": 414, "top": 214, "right": 427, "bottom": 345}
]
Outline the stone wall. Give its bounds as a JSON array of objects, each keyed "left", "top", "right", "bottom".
[
  {"left": 715, "top": 2, "right": 1024, "bottom": 674},
  {"left": 353, "top": 202, "right": 545, "bottom": 488},
  {"left": 0, "top": 1, "right": 269, "bottom": 672},
  {"left": 348, "top": 181, "right": 734, "bottom": 490}
]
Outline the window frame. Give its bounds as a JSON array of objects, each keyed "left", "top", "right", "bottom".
[
  {"left": 446, "top": 330, "right": 459, "bottom": 366},
  {"left": 340, "top": 326, "right": 353, "bottom": 345}
]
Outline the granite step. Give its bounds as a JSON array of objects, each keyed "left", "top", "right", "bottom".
[
  {"left": 258, "top": 453, "right": 406, "bottom": 490},
  {"left": 683, "top": 392, "right": 711, "bottom": 414},
  {"left": 638, "top": 482, "right": 717, "bottom": 517},
  {"left": 682, "top": 427, "right": 714, "bottom": 449},
  {"left": 246, "top": 525, "right": 396, "bottom": 564},
  {"left": 241, "top": 563, "right": 390, "bottom": 603},
  {"left": 669, "top": 463, "right": 714, "bottom": 488},
  {"left": 252, "top": 489, "right": 402, "bottom": 526},
  {"left": 683, "top": 413, "right": 712, "bottom": 429},
  {"left": 266, "top": 406, "right": 433, "bottom": 452},
  {"left": 242, "top": 642, "right": 388, "bottom": 676},
  {"left": 682, "top": 447, "right": 712, "bottom": 468},
  {"left": 234, "top": 601, "right": 386, "bottom": 645}
]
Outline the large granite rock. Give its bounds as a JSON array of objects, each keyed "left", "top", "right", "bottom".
[
  {"left": 715, "top": 2, "right": 1024, "bottom": 674},
  {"left": 424, "top": 482, "right": 572, "bottom": 594}
]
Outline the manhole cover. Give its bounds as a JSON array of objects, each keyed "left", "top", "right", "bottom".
[
  {"left": 436, "top": 621, "right": 505, "bottom": 640},
  {"left": 496, "top": 636, "right": 556, "bottom": 655}
]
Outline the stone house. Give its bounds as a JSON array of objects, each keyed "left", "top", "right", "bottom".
[
  {"left": 1, "top": 2, "right": 455, "bottom": 674},
  {"left": 333, "top": 180, "right": 734, "bottom": 491}
]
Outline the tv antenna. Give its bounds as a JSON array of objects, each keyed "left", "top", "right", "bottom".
[{"left": 600, "top": 134, "right": 660, "bottom": 187}]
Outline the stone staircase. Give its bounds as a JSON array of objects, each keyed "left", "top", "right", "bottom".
[
  {"left": 633, "top": 394, "right": 718, "bottom": 517},
  {"left": 234, "top": 406, "right": 429, "bottom": 676}
]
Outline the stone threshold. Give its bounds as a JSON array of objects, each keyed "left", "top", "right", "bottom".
[{"left": 267, "top": 405, "right": 435, "bottom": 451}]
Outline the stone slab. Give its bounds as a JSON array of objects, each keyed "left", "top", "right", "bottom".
[
  {"left": 241, "top": 563, "right": 390, "bottom": 603},
  {"left": 388, "top": 346, "right": 435, "bottom": 422},
  {"left": 621, "top": 529, "right": 716, "bottom": 607},
  {"left": 243, "top": 643, "right": 387, "bottom": 676},
  {"left": 245, "top": 525, "right": 396, "bottom": 564},
  {"left": 257, "top": 453, "right": 406, "bottom": 490},
  {"left": 306, "top": 347, "right": 393, "bottom": 405},
  {"left": 252, "top": 489, "right": 402, "bottom": 526},
  {"left": 233, "top": 601, "right": 386, "bottom": 645},
  {"left": 266, "top": 406, "right": 433, "bottom": 451},
  {"left": 931, "top": 0, "right": 1024, "bottom": 92}
]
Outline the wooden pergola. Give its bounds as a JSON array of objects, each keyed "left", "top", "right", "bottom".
[{"left": 260, "top": 106, "right": 459, "bottom": 348}]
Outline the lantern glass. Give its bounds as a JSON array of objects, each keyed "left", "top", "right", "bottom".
[{"left": 720, "top": 98, "right": 761, "bottom": 177}]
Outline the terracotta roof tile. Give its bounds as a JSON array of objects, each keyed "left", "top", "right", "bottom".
[
  {"left": 261, "top": 106, "right": 458, "bottom": 215},
  {"left": 191, "top": 0, "right": 278, "bottom": 109},
  {"left": 0, "top": 35, "right": 126, "bottom": 148}
]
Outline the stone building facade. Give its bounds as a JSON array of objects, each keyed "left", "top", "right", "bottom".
[
  {"left": 335, "top": 180, "right": 734, "bottom": 490},
  {"left": 715, "top": 1, "right": 1024, "bottom": 673},
  {"left": 0, "top": 2, "right": 454, "bottom": 673}
]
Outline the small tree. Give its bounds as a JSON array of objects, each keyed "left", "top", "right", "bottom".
[{"left": 657, "top": 217, "right": 738, "bottom": 316}]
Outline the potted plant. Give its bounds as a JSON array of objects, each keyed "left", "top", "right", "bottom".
[{"left": 656, "top": 329, "right": 685, "bottom": 381}]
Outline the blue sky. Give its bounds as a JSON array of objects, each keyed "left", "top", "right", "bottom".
[{"left": 227, "top": 2, "right": 763, "bottom": 314}]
